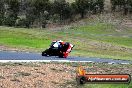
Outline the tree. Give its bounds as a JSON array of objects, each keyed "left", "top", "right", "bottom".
[
  {"left": 0, "top": 0, "right": 5, "bottom": 25},
  {"left": 4, "top": 0, "right": 20, "bottom": 26},
  {"left": 74, "top": 0, "right": 89, "bottom": 18},
  {"left": 25, "top": 1, "right": 36, "bottom": 28},
  {"left": 33, "top": 0, "right": 50, "bottom": 12},
  {"left": 111, "top": 0, "right": 126, "bottom": 12},
  {"left": 127, "top": 0, "right": 132, "bottom": 14},
  {"left": 31, "top": 0, "right": 51, "bottom": 28},
  {"left": 40, "top": 11, "right": 49, "bottom": 28},
  {"left": 111, "top": 0, "right": 132, "bottom": 15},
  {"left": 53, "top": 0, "right": 71, "bottom": 22},
  {"left": 70, "top": 2, "right": 78, "bottom": 20},
  {"left": 124, "top": 0, "right": 132, "bottom": 15},
  {"left": 97, "top": 0, "right": 104, "bottom": 13}
]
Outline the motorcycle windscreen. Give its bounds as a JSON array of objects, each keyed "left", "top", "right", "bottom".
[
  {"left": 53, "top": 42, "right": 60, "bottom": 48},
  {"left": 50, "top": 42, "right": 60, "bottom": 50}
]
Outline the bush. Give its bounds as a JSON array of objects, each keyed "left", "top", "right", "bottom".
[
  {"left": 15, "top": 17, "right": 27, "bottom": 27},
  {"left": 111, "top": 0, "right": 132, "bottom": 15},
  {"left": 0, "top": 15, "right": 4, "bottom": 25},
  {"left": 3, "top": 16, "right": 17, "bottom": 26}
]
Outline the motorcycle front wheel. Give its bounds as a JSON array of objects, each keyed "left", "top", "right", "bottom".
[{"left": 42, "top": 49, "right": 50, "bottom": 56}]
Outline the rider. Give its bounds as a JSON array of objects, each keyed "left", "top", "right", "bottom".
[{"left": 51, "top": 40, "right": 73, "bottom": 58}]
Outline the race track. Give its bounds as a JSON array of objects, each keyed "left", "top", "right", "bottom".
[{"left": 0, "top": 51, "right": 132, "bottom": 64}]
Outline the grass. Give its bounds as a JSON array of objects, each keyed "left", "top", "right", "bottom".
[
  {"left": 0, "top": 22, "right": 132, "bottom": 60},
  {"left": 78, "top": 83, "right": 132, "bottom": 88},
  {"left": 0, "top": 62, "right": 40, "bottom": 67},
  {"left": 14, "top": 71, "right": 31, "bottom": 77},
  {"left": 0, "top": 27, "right": 51, "bottom": 49}
]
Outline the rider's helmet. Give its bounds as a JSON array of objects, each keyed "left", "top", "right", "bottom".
[
  {"left": 64, "top": 42, "right": 70, "bottom": 46},
  {"left": 63, "top": 42, "right": 70, "bottom": 51}
]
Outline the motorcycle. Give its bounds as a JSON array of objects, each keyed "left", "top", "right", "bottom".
[{"left": 42, "top": 41, "right": 74, "bottom": 58}]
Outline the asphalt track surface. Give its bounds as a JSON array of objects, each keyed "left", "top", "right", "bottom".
[{"left": 0, "top": 51, "right": 132, "bottom": 64}]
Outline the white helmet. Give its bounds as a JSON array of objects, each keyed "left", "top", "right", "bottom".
[{"left": 57, "top": 40, "right": 63, "bottom": 42}]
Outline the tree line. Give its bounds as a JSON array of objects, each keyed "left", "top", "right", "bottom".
[
  {"left": 111, "top": 0, "right": 132, "bottom": 14},
  {"left": 0, "top": 0, "right": 132, "bottom": 28}
]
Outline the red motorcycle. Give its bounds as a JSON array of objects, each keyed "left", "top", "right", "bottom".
[{"left": 42, "top": 40, "right": 74, "bottom": 58}]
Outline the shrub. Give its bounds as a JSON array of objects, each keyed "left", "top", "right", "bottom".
[{"left": 15, "top": 17, "right": 27, "bottom": 27}]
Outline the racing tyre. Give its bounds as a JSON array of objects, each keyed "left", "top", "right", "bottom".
[
  {"left": 58, "top": 54, "right": 64, "bottom": 58},
  {"left": 42, "top": 49, "right": 49, "bottom": 56}
]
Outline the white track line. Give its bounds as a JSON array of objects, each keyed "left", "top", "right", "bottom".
[
  {"left": 0, "top": 60, "right": 130, "bottom": 64},
  {"left": 0, "top": 60, "right": 94, "bottom": 63}
]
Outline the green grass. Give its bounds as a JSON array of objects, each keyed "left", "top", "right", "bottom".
[
  {"left": 79, "top": 83, "right": 132, "bottom": 88},
  {"left": 0, "top": 23, "right": 132, "bottom": 60},
  {"left": 0, "top": 27, "right": 53, "bottom": 50}
]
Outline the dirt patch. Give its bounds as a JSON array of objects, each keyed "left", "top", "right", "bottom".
[
  {"left": 0, "top": 63, "right": 75, "bottom": 88},
  {"left": 0, "top": 62, "right": 132, "bottom": 88},
  {"left": 0, "top": 45, "right": 19, "bottom": 52},
  {"left": 0, "top": 45, "right": 40, "bottom": 53}
]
